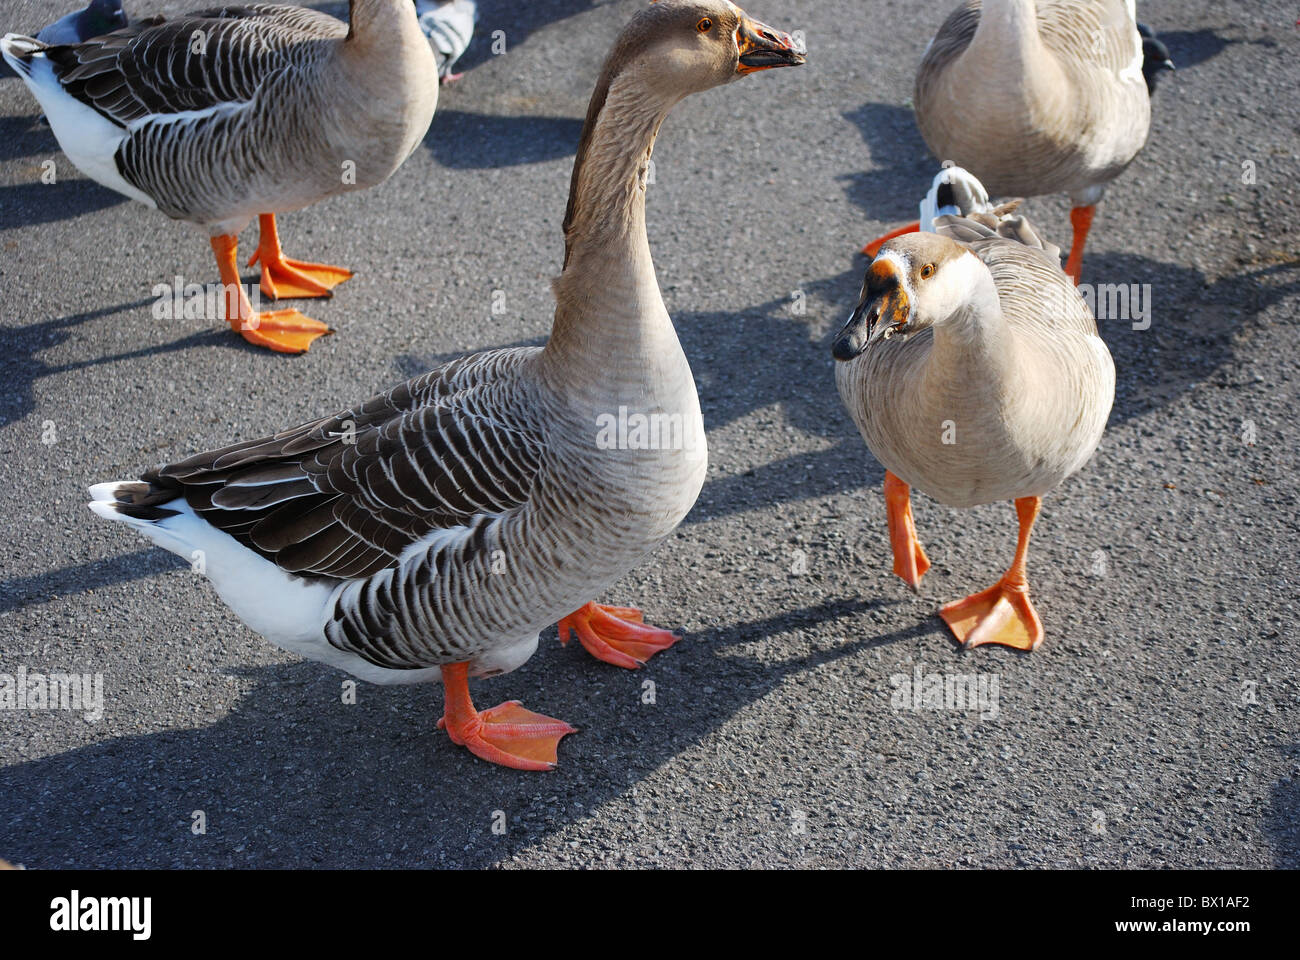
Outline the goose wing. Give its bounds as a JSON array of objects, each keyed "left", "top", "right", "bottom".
[
  {"left": 126, "top": 351, "right": 545, "bottom": 582},
  {"left": 41, "top": 4, "right": 343, "bottom": 128}
]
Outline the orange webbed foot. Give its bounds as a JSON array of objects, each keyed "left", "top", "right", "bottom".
[
  {"left": 249, "top": 250, "right": 353, "bottom": 301},
  {"left": 438, "top": 700, "right": 577, "bottom": 771},
  {"left": 438, "top": 662, "right": 576, "bottom": 771},
  {"left": 557, "top": 602, "right": 680, "bottom": 669},
  {"left": 236, "top": 309, "right": 333, "bottom": 354},
  {"left": 249, "top": 212, "right": 352, "bottom": 301},
  {"left": 940, "top": 579, "right": 1044, "bottom": 651}
]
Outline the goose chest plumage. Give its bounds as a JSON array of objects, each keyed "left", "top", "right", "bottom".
[
  {"left": 1, "top": 0, "right": 439, "bottom": 352},
  {"left": 87, "top": 0, "right": 804, "bottom": 770},
  {"left": 865, "top": 0, "right": 1165, "bottom": 285},
  {"left": 835, "top": 166, "right": 1114, "bottom": 652}
]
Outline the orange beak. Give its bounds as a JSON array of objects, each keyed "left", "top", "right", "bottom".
[{"left": 735, "top": 12, "right": 805, "bottom": 73}]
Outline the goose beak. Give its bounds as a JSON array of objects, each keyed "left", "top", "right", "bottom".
[
  {"left": 832, "top": 262, "right": 910, "bottom": 360},
  {"left": 735, "top": 13, "right": 805, "bottom": 73}
]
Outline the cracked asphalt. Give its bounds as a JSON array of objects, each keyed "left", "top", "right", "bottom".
[{"left": 0, "top": 0, "right": 1297, "bottom": 868}]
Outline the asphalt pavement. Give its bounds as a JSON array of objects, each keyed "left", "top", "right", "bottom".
[{"left": 0, "top": 0, "right": 1297, "bottom": 868}]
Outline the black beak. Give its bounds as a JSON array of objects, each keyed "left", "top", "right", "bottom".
[
  {"left": 832, "top": 265, "right": 909, "bottom": 361},
  {"left": 735, "top": 13, "right": 805, "bottom": 73},
  {"left": 832, "top": 297, "right": 876, "bottom": 361}
]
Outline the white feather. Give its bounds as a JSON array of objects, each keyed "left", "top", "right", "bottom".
[{"left": 1, "top": 40, "right": 156, "bottom": 208}]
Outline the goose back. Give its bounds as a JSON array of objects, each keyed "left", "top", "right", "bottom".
[
  {"left": 26, "top": 2, "right": 437, "bottom": 233},
  {"left": 915, "top": 0, "right": 1149, "bottom": 200}
]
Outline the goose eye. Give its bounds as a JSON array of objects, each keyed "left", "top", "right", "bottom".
[
  {"left": 920, "top": 263, "right": 936, "bottom": 280},
  {"left": 697, "top": 17, "right": 712, "bottom": 32}
]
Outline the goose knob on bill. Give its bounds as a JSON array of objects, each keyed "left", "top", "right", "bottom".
[
  {"left": 835, "top": 166, "right": 1114, "bottom": 651},
  {"left": 87, "top": 0, "right": 804, "bottom": 770},
  {"left": 1, "top": 1, "right": 440, "bottom": 353},
  {"left": 862, "top": 0, "right": 1171, "bottom": 287}
]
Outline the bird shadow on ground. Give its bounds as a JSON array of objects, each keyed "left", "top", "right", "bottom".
[
  {"left": 839, "top": 102, "right": 932, "bottom": 224},
  {"left": 0, "top": 550, "right": 184, "bottom": 616},
  {"left": 0, "top": 298, "right": 242, "bottom": 432},
  {"left": 1268, "top": 743, "right": 1300, "bottom": 868},
  {"left": 0, "top": 114, "right": 58, "bottom": 163},
  {"left": 1083, "top": 252, "right": 1300, "bottom": 426},
  {"left": 453, "top": 0, "right": 604, "bottom": 76},
  {"left": 425, "top": 109, "right": 583, "bottom": 168},
  {"left": 1154, "top": 27, "right": 1277, "bottom": 72},
  {"left": 0, "top": 594, "right": 921, "bottom": 868},
  {"left": 0, "top": 178, "right": 127, "bottom": 230}
]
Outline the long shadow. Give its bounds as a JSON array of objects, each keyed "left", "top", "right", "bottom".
[
  {"left": 1153, "top": 27, "right": 1276, "bottom": 72},
  {"left": 1268, "top": 743, "right": 1300, "bottom": 868},
  {"left": 0, "top": 595, "right": 916, "bottom": 868},
  {"left": 0, "top": 114, "right": 58, "bottom": 163},
  {"left": 0, "top": 179, "right": 128, "bottom": 230},
  {"left": 425, "top": 109, "right": 584, "bottom": 169},
  {"left": 0, "top": 550, "right": 184, "bottom": 616},
  {"left": 452, "top": 0, "right": 602, "bottom": 76},
  {"left": 839, "top": 102, "right": 931, "bottom": 223},
  {"left": 1083, "top": 252, "right": 1300, "bottom": 426},
  {"left": 0, "top": 299, "right": 244, "bottom": 430}
]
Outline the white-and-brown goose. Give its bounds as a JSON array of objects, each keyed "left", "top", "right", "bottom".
[
  {"left": 863, "top": 0, "right": 1164, "bottom": 285},
  {"left": 87, "top": 0, "right": 803, "bottom": 769},
  {"left": 1, "top": 1, "right": 439, "bottom": 352},
  {"left": 835, "top": 166, "right": 1114, "bottom": 650}
]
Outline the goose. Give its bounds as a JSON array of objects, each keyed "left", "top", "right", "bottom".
[
  {"left": 0, "top": 0, "right": 128, "bottom": 80},
  {"left": 86, "top": 0, "right": 804, "bottom": 769},
  {"left": 416, "top": 0, "right": 476, "bottom": 84},
  {"left": 1, "top": 1, "right": 439, "bottom": 353},
  {"left": 862, "top": 0, "right": 1158, "bottom": 286},
  {"left": 834, "top": 166, "right": 1113, "bottom": 651}
]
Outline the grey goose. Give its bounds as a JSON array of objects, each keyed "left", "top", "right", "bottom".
[
  {"left": 87, "top": 0, "right": 804, "bottom": 769},
  {"left": 2, "top": 1, "right": 439, "bottom": 352}
]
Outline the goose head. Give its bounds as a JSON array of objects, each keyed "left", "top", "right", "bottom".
[
  {"left": 615, "top": 0, "right": 804, "bottom": 99},
  {"left": 832, "top": 234, "right": 988, "bottom": 360}
]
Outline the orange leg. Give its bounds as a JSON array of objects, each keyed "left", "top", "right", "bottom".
[
  {"left": 557, "top": 602, "right": 679, "bottom": 670},
  {"left": 884, "top": 470, "right": 930, "bottom": 591},
  {"left": 210, "top": 234, "right": 333, "bottom": 353},
  {"left": 436, "top": 662, "right": 576, "bottom": 771},
  {"left": 1064, "top": 205, "right": 1095, "bottom": 286},
  {"left": 862, "top": 220, "right": 920, "bottom": 257},
  {"left": 248, "top": 213, "right": 353, "bottom": 301},
  {"left": 940, "top": 496, "right": 1045, "bottom": 651}
]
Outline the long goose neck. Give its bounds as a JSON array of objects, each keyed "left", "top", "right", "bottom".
[
  {"left": 543, "top": 65, "right": 682, "bottom": 382},
  {"left": 346, "top": 0, "right": 412, "bottom": 41},
  {"left": 970, "top": 0, "right": 1042, "bottom": 58},
  {"left": 925, "top": 266, "right": 1015, "bottom": 383},
  {"left": 335, "top": 0, "right": 434, "bottom": 110},
  {"left": 955, "top": 0, "right": 1068, "bottom": 124}
]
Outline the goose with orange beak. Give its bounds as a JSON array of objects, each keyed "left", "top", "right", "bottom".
[
  {"left": 834, "top": 180, "right": 1114, "bottom": 651},
  {"left": 87, "top": 0, "right": 805, "bottom": 772}
]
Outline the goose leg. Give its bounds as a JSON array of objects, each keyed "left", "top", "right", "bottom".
[
  {"left": 248, "top": 213, "right": 353, "bottom": 301},
  {"left": 557, "top": 602, "right": 680, "bottom": 669},
  {"left": 862, "top": 221, "right": 920, "bottom": 257},
  {"left": 1064, "top": 205, "right": 1095, "bottom": 286},
  {"left": 884, "top": 470, "right": 930, "bottom": 591},
  {"left": 436, "top": 662, "right": 576, "bottom": 771},
  {"left": 940, "top": 496, "right": 1045, "bottom": 651},
  {"left": 210, "top": 235, "right": 333, "bottom": 353}
]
